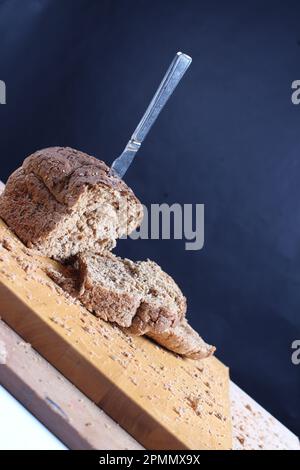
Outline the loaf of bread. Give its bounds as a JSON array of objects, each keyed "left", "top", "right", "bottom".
[{"left": 0, "top": 147, "right": 143, "bottom": 261}]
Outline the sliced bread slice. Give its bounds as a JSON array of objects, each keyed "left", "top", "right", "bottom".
[
  {"left": 77, "top": 252, "right": 214, "bottom": 358},
  {"left": 78, "top": 251, "right": 186, "bottom": 334},
  {"left": 147, "top": 319, "right": 216, "bottom": 359},
  {"left": 46, "top": 251, "right": 215, "bottom": 359}
]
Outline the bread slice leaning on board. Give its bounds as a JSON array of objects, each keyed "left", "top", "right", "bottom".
[
  {"left": 78, "top": 251, "right": 186, "bottom": 334},
  {"left": 77, "top": 252, "right": 215, "bottom": 359},
  {"left": 0, "top": 146, "right": 215, "bottom": 359}
]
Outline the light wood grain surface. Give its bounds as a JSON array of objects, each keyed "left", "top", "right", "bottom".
[
  {"left": 0, "top": 319, "right": 142, "bottom": 450},
  {"left": 0, "top": 212, "right": 298, "bottom": 450},
  {"left": 230, "top": 382, "right": 299, "bottom": 450},
  {"left": 0, "top": 219, "right": 232, "bottom": 450},
  {"left": 1, "top": 318, "right": 299, "bottom": 450}
]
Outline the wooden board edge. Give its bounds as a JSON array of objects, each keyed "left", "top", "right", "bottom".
[{"left": 0, "top": 319, "right": 143, "bottom": 450}]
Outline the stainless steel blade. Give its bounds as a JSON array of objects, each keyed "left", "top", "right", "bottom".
[{"left": 109, "top": 51, "right": 192, "bottom": 179}]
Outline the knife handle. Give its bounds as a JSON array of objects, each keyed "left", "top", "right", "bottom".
[{"left": 132, "top": 52, "right": 192, "bottom": 144}]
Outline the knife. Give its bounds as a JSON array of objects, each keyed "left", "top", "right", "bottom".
[{"left": 109, "top": 51, "right": 192, "bottom": 179}]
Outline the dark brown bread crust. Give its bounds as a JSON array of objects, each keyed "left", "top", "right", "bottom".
[
  {"left": 22, "top": 147, "right": 138, "bottom": 207},
  {"left": 0, "top": 147, "right": 143, "bottom": 257},
  {"left": 127, "top": 301, "right": 184, "bottom": 335}
]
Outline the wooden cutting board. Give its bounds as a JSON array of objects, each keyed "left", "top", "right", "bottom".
[{"left": 0, "top": 219, "right": 232, "bottom": 450}]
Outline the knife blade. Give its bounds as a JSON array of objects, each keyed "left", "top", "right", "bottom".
[{"left": 109, "top": 51, "right": 192, "bottom": 179}]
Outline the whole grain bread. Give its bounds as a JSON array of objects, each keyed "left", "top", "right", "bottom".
[
  {"left": 45, "top": 251, "right": 214, "bottom": 358},
  {"left": 77, "top": 252, "right": 214, "bottom": 358},
  {"left": 147, "top": 319, "right": 215, "bottom": 359},
  {"left": 0, "top": 147, "right": 215, "bottom": 359},
  {"left": 78, "top": 251, "right": 186, "bottom": 334},
  {"left": 0, "top": 147, "right": 143, "bottom": 261}
]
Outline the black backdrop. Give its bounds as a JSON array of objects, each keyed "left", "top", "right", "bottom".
[{"left": 0, "top": 0, "right": 299, "bottom": 437}]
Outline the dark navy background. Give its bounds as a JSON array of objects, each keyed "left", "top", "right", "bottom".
[{"left": 0, "top": 0, "right": 299, "bottom": 436}]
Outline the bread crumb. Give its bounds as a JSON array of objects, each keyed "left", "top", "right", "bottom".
[
  {"left": 25, "top": 291, "right": 33, "bottom": 300},
  {"left": 245, "top": 404, "right": 253, "bottom": 413},
  {"left": 50, "top": 316, "right": 66, "bottom": 328},
  {"left": 187, "top": 395, "right": 203, "bottom": 417},
  {"left": 129, "top": 376, "right": 138, "bottom": 386},
  {"left": 173, "top": 406, "right": 186, "bottom": 417},
  {"left": 214, "top": 411, "right": 225, "bottom": 421},
  {"left": 1, "top": 238, "right": 14, "bottom": 251},
  {"left": 17, "top": 341, "right": 31, "bottom": 353},
  {"left": 164, "top": 382, "right": 172, "bottom": 391}
]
